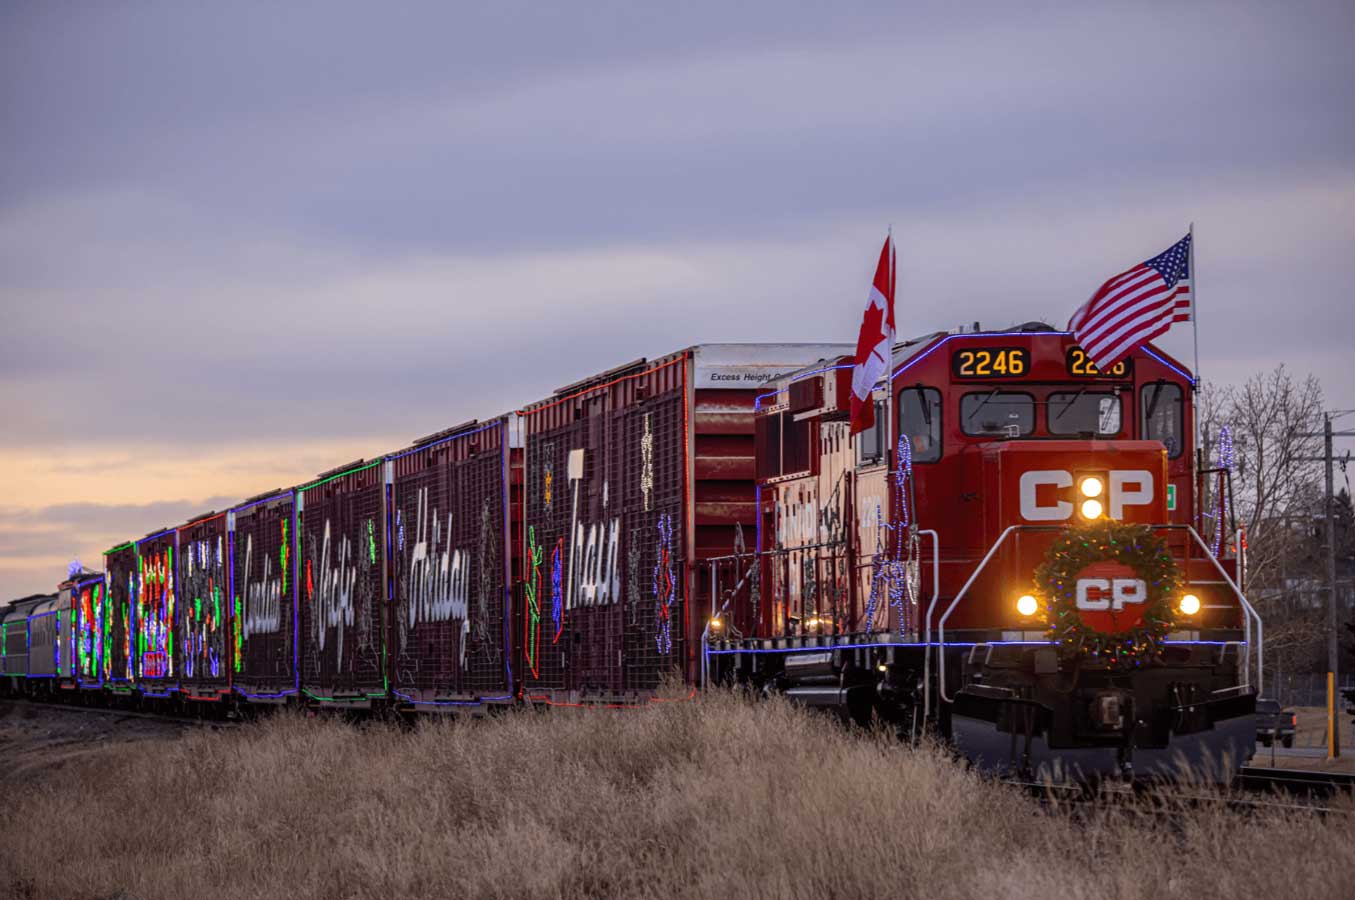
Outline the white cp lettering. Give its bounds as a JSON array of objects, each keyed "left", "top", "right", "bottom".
[
  {"left": 1075, "top": 578, "right": 1146, "bottom": 611},
  {"left": 1018, "top": 469, "right": 1155, "bottom": 521}
]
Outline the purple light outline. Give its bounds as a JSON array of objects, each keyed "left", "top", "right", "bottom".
[
  {"left": 391, "top": 688, "right": 514, "bottom": 707},
  {"left": 706, "top": 638, "right": 1236, "bottom": 656},
  {"left": 499, "top": 420, "right": 514, "bottom": 692}
]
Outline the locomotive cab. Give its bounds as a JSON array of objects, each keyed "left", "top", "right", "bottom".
[{"left": 709, "top": 323, "right": 1259, "bottom": 781}]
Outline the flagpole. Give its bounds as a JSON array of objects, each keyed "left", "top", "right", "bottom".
[
  {"left": 1189, "top": 221, "right": 1203, "bottom": 531},
  {"left": 886, "top": 226, "right": 895, "bottom": 473},
  {"left": 1189, "top": 222, "right": 1200, "bottom": 390}
]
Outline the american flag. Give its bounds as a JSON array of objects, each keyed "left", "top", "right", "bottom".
[{"left": 1068, "top": 234, "right": 1192, "bottom": 370}]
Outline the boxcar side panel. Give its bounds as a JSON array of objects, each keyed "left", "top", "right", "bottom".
[
  {"left": 297, "top": 463, "right": 386, "bottom": 702},
  {"left": 102, "top": 545, "right": 137, "bottom": 684},
  {"left": 136, "top": 531, "right": 178, "bottom": 688},
  {"left": 176, "top": 514, "right": 230, "bottom": 694},
  {"left": 71, "top": 577, "right": 105, "bottom": 687},
  {"left": 521, "top": 356, "right": 688, "bottom": 699},
  {"left": 230, "top": 493, "right": 297, "bottom": 699},
  {"left": 389, "top": 420, "right": 511, "bottom": 704}
]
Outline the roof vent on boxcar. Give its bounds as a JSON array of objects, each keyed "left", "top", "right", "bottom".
[
  {"left": 789, "top": 375, "right": 823, "bottom": 414},
  {"left": 552, "top": 357, "right": 647, "bottom": 397},
  {"left": 314, "top": 459, "right": 365, "bottom": 480},
  {"left": 1010, "top": 321, "right": 1055, "bottom": 332},
  {"left": 412, "top": 420, "right": 479, "bottom": 448}
]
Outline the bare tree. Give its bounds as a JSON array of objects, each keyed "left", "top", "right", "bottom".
[{"left": 1224, "top": 366, "right": 1325, "bottom": 593}]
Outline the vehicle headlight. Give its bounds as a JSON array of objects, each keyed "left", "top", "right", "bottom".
[
  {"left": 1080, "top": 498, "right": 1104, "bottom": 519},
  {"left": 1016, "top": 594, "right": 1039, "bottom": 617},
  {"left": 1079, "top": 476, "right": 1104, "bottom": 499},
  {"left": 1179, "top": 594, "right": 1201, "bottom": 616}
]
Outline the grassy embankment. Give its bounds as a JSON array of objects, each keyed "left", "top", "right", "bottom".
[{"left": 2, "top": 691, "right": 1352, "bottom": 900}]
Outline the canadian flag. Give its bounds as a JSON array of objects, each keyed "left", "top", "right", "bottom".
[{"left": 850, "top": 235, "right": 896, "bottom": 435}]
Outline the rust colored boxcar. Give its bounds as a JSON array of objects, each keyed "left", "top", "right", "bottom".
[
  {"left": 101, "top": 542, "right": 137, "bottom": 685},
  {"left": 229, "top": 490, "right": 297, "bottom": 701},
  {"left": 386, "top": 418, "right": 514, "bottom": 708},
  {"left": 176, "top": 512, "right": 231, "bottom": 699},
  {"left": 134, "top": 528, "right": 178, "bottom": 692},
  {"left": 296, "top": 460, "right": 386, "bottom": 705},
  {"left": 518, "top": 344, "right": 851, "bottom": 703}
]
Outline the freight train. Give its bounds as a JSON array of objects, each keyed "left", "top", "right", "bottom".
[{"left": 0, "top": 330, "right": 1259, "bottom": 780}]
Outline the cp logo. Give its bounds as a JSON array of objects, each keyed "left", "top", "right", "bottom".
[
  {"left": 1018, "top": 469, "right": 1154, "bottom": 521},
  {"left": 1072, "top": 560, "right": 1148, "bottom": 632},
  {"left": 1076, "top": 578, "right": 1145, "bottom": 611}
]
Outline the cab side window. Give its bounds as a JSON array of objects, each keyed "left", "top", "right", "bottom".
[
  {"left": 898, "top": 387, "right": 942, "bottom": 462},
  {"left": 856, "top": 398, "right": 888, "bottom": 466},
  {"left": 1141, "top": 382, "right": 1184, "bottom": 459}
]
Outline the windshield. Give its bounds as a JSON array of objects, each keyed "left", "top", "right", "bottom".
[
  {"left": 1049, "top": 392, "right": 1122, "bottom": 436},
  {"left": 960, "top": 392, "right": 1035, "bottom": 437},
  {"left": 1256, "top": 700, "right": 1280, "bottom": 713}
]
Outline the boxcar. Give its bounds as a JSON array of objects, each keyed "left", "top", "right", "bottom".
[
  {"left": 176, "top": 511, "right": 231, "bottom": 700},
  {"left": 386, "top": 418, "right": 516, "bottom": 709},
  {"left": 101, "top": 543, "right": 137, "bottom": 686},
  {"left": 134, "top": 528, "right": 178, "bottom": 694},
  {"left": 57, "top": 571, "right": 107, "bottom": 690},
  {"left": 296, "top": 460, "right": 387, "bottom": 706},
  {"left": 229, "top": 489, "right": 298, "bottom": 702},
  {"left": 517, "top": 343, "right": 851, "bottom": 704}
]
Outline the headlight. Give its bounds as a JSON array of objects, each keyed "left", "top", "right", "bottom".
[
  {"left": 1080, "top": 498, "right": 1104, "bottom": 519},
  {"left": 1179, "top": 594, "right": 1201, "bottom": 616},
  {"left": 709, "top": 616, "right": 723, "bottom": 630},
  {"left": 1016, "top": 594, "right": 1039, "bottom": 617},
  {"left": 1079, "top": 476, "right": 1104, "bottom": 498}
]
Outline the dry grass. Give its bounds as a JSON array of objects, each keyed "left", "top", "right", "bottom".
[{"left": 1, "top": 692, "right": 1352, "bottom": 900}]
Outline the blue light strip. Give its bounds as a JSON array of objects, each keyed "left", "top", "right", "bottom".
[
  {"left": 136, "top": 528, "right": 175, "bottom": 545},
  {"left": 1141, "top": 346, "right": 1197, "bottom": 386},
  {"left": 230, "top": 491, "right": 293, "bottom": 515},
  {"left": 239, "top": 688, "right": 297, "bottom": 700},
  {"left": 754, "top": 363, "right": 853, "bottom": 408},
  {"left": 385, "top": 419, "right": 503, "bottom": 461}
]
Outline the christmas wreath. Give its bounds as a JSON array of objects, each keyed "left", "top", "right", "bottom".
[{"left": 1032, "top": 520, "right": 1181, "bottom": 666}]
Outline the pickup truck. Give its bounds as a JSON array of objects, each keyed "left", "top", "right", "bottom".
[{"left": 1256, "top": 698, "right": 1296, "bottom": 748}]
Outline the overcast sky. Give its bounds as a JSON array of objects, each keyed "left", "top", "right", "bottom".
[{"left": 2, "top": 1, "right": 1353, "bottom": 599}]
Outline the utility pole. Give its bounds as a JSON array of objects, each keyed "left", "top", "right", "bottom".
[
  {"left": 1326, "top": 413, "right": 1340, "bottom": 757},
  {"left": 1299, "top": 413, "right": 1354, "bottom": 758}
]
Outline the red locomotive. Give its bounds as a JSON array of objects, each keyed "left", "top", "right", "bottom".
[{"left": 705, "top": 323, "right": 1258, "bottom": 779}]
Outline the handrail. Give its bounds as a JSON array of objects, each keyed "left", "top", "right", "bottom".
[
  {"left": 913, "top": 529, "right": 939, "bottom": 722},
  {"left": 1186, "top": 526, "right": 1263, "bottom": 693},
  {"left": 934, "top": 523, "right": 1260, "bottom": 704},
  {"left": 936, "top": 525, "right": 1022, "bottom": 703}
]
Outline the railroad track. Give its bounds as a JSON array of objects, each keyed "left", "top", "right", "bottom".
[
  {"left": 1234, "top": 765, "right": 1355, "bottom": 799},
  {"left": 4, "top": 698, "right": 241, "bottom": 728},
  {"left": 1004, "top": 767, "right": 1355, "bottom": 817}
]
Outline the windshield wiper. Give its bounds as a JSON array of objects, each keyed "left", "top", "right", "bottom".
[
  {"left": 914, "top": 385, "right": 932, "bottom": 426},
  {"left": 1054, "top": 387, "right": 1085, "bottom": 422},
  {"left": 1145, "top": 380, "right": 1166, "bottom": 420}
]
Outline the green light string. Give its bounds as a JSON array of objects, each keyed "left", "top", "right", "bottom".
[{"left": 296, "top": 460, "right": 381, "bottom": 493}]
